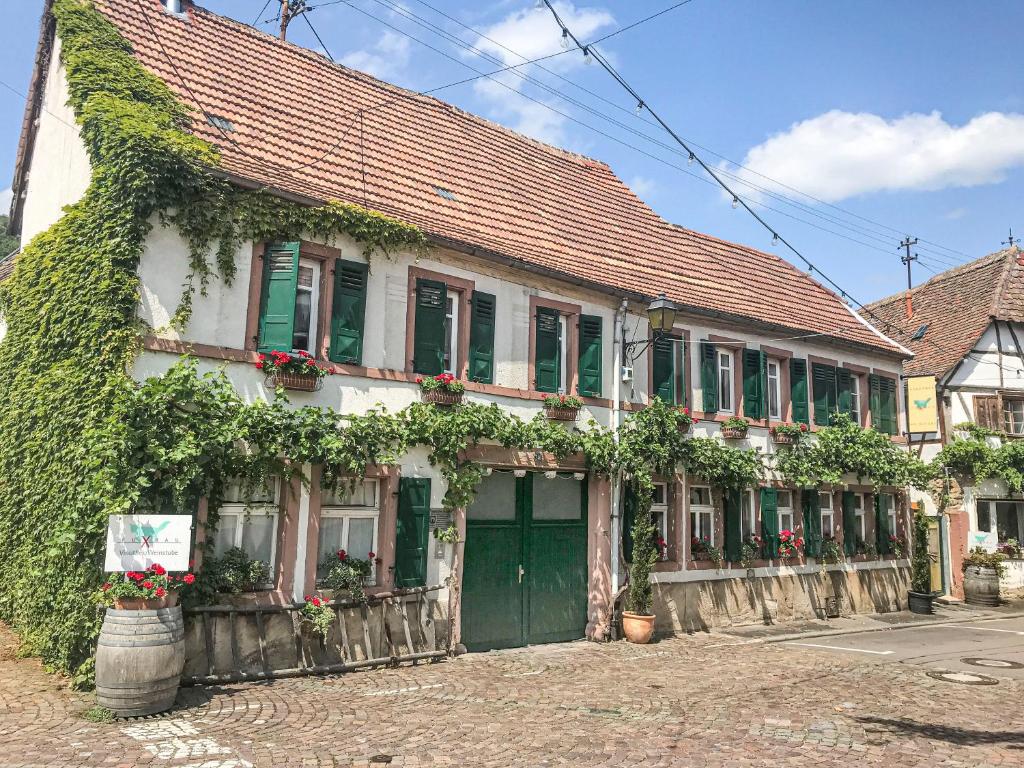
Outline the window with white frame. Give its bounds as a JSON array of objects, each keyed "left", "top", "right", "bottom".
[
  {"left": 882, "top": 492, "right": 897, "bottom": 542},
  {"left": 317, "top": 479, "right": 380, "bottom": 585},
  {"left": 443, "top": 293, "right": 459, "bottom": 374},
  {"left": 292, "top": 260, "right": 320, "bottom": 354},
  {"left": 651, "top": 482, "right": 669, "bottom": 560},
  {"left": 741, "top": 489, "right": 757, "bottom": 540},
  {"left": 819, "top": 491, "right": 834, "bottom": 538},
  {"left": 777, "top": 490, "right": 795, "bottom": 533},
  {"left": 853, "top": 492, "right": 867, "bottom": 542},
  {"left": 689, "top": 485, "right": 714, "bottom": 546},
  {"left": 214, "top": 478, "right": 280, "bottom": 587},
  {"left": 718, "top": 351, "right": 733, "bottom": 413},
  {"left": 557, "top": 315, "right": 568, "bottom": 394},
  {"left": 849, "top": 375, "right": 861, "bottom": 423},
  {"left": 1005, "top": 399, "right": 1024, "bottom": 435},
  {"left": 767, "top": 359, "right": 782, "bottom": 420}
]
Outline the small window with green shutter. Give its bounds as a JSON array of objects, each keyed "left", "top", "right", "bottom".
[
  {"left": 869, "top": 374, "right": 899, "bottom": 435},
  {"left": 700, "top": 342, "right": 717, "bottom": 413},
  {"left": 723, "top": 488, "right": 743, "bottom": 563},
  {"left": 577, "top": 315, "right": 602, "bottom": 397},
  {"left": 811, "top": 362, "right": 838, "bottom": 426},
  {"left": 257, "top": 242, "right": 300, "bottom": 353},
  {"left": 329, "top": 259, "right": 368, "bottom": 365},
  {"left": 790, "top": 358, "right": 809, "bottom": 425},
  {"left": 802, "top": 489, "right": 822, "bottom": 557},
  {"left": 651, "top": 336, "right": 684, "bottom": 405},
  {"left": 395, "top": 477, "right": 430, "bottom": 587},
  {"left": 760, "top": 487, "right": 779, "bottom": 559},
  {"left": 534, "top": 306, "right": 561, "bottom": 393},
  {"left": 413, "top": 278, "right": 447, "bottom": 376},
  {"left": 468, "top": 291, "right": 496, "bottom": 383},
  {"left": 743, "top": 349, "right": 767, "bottom": 420}
]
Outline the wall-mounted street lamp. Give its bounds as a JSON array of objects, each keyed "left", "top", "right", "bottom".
[{"left": 623, "top": 293, "right": 678, "bottom": 363}]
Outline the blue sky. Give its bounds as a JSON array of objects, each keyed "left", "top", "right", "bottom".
[{"left": 1, "top": 0, "right": 1022, "bottom": 304}]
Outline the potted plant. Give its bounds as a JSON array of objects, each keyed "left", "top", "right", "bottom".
[
  {"left": 417, "top": 372, "right": 465, "bottom": 406},
  {"left": 963, "top": 547, "right": 1006, "bottom": 606},
  {"left": 999, "top": 538, "right": 1023, "bottom": 559},
  {"left": 622, "top": 484, "right": 659, "bottom": 644},
  {"left": 908, "top": 511, "right": 937, "bottom": 614},
  {"left": 674, "top": 406, "right": 693, "bottom": 433},
  {"left": 777, "top": 529, "right": 804, "bottom": 559},
  {"left": 257, "top": 349, "right": 333, "bottom": 391},
  {"left": 770, "top": 422, "right": 807, "bottom": 445},
  {"left": 888, "top": 534, "right": 906, "bottom": 559},
  {"left": 721, "top": 416, "right": 749, "bottom": 439},
  {"left": 543, "top": 394, "right": 583, "bottom": 421},
  {"left": 319, "top": 548, "right": 374, "bottom": 604},
  {"left": 739, "top": 534, "right": 762, "bottom": 569},
  {"left": 691, "top": 536, "right": 723, "bottom": 567},
  {"left": 819, "top": 537, "right": 842, "bottom": 564},
  {"left": 300, "top": 594, "right": 336, "bottom": 639},
  {"left": 201, "top": 547, "right": 271, "bottom": 596},
  {"left": 101, "top": 563, "right": 195, "bottom": 610}
]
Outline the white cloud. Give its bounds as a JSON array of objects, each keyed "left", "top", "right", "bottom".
[
  {"left": 627, "top": 175, "right": 656, "bottom": 198},
  {"left": 0, "top": 188, "right": 11, "bottom": 213},
  {"left": 726, "top": 110, "right": 1024, "bottom": 203},
  {"left": 469, "top": 2, "right": 614, "bottom": 145},
  {"left": 340, "top": 30, "right": 412, "bottom": 81}
]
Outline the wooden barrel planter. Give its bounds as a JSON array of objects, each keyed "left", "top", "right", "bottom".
[
  {"left": 96, "top": 606, "right": 185, "bottom": 718},
  {"left": 964, "top": 565, "right": 1001, "bottom": 606},
  {"left": 544, "top": 406, "right": 579, "bottom": 422},
  {"left": 267, "top": 372, "right": 321, "bottom": 391},
  {"left": 422, "top": 389, "right": 463, "bottom": 406}
]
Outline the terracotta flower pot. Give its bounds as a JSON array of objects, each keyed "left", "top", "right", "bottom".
[
  {"left": 270, "top": 371, "right": 321, "bottom": 391},
  {"left": 721, "top": 427, "right": 748, "bottom": 439},
  {"left": 113, "top": 592, "right": 179, "bottom": 611},
  {"left": 422, "top": 388, "right": 464, "bottom": 406},
  {"left": 545, "top": 406, "right": 580, "bottom": 422},
  {"left": 771, "top": 432, "right": 798, "bottom": 445},
  {"left": 621, "top": 611, "right": 655, "bottom": 644}
]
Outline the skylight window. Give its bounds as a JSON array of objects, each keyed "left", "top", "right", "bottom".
[
  {"left": 206, "top": 114, "right": 235, "bottom": 132},
  {"left": 433, "top": 186, "right": 457, "bottom": 201},
  {"left": 911, "top": 323, "right": 929, "bottom": 341}
]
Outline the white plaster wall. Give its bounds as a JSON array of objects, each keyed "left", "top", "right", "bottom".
[
  {"left": 19, "top": 42, "right": 92, "bottom": 248},
  {"left": 947, "top": 321, "right": 1024, "bottom": 394}
]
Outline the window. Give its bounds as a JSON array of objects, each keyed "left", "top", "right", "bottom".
[
  {"left": 651, "top": 482, "right": 669, "bottom": 560},
  {"left": 1004, "top": 399, "right": 1024, "bottom": 435},
  {"left": 213, "top": 478, "right": 280, "bottom": 587},
  {"left": 974, "top": 395, "right": 1001, "bottom": 431},
  {"left": 977, "top": 500, "right": 994, "bottom": 532},
  {"left": 849, "top": 375, "right": 861, "bottom": 423},
  {"left": 534, "top": 306, "right": 563, "bottom": 393},
  {"left": 819, "top": 491, "right": 834, "bottom": 538},
  {"left": 869, "top": 374, "right": 899, "bottom": 435},
  {"left": 443, "top": 293, "right": 459, "bottom": 374},
  {"left": 689, "top": 486, "right": 714, "bottom": 544},
  {"left": 652, "top": 337, "right": 684, "bottom": 405},
  {"left": 291, "top": 260, "right": 320, "bottom": 353},
  {"left": 853, "top": 493, "right": 867, "bottom": 541},
  {"left": 996, "top": 501, "right": 1024, "bottom": 542},
  {"left": 317, "top": 479, "right": 379, "bottom": 585},
  {"left": 741, "top": 489, "right": 757, "bottom": 540},
  {"left": 777, "top": 490, "right": 794, "bottom": 533},
  {"left": 812, "top": 363, "right": 839, "bottom": 426},
  {"left": 257, "top": 242, "right": 330, "bottom": 355},
  {"left": 884, "top": 494, "right": 897, "bottom": 540},
  {"left": 767, "top": 359, "right": 781, "bottom": 420},
  {"left": 558, "top": 315, "right": 568, "bottom": 394},
  {"left": 718, "top": 351, "right": 733, "bottom": 413}
]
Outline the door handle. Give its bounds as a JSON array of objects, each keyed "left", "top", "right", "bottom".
[{"left": 518, "top": 565, "right": 525, "bottom": 583}]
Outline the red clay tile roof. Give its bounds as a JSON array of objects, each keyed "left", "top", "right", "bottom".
[
  {"left": 86, "top": 0, "right": 903, "bottom": 355},
  {"left": 0, "top": 252, "right": 15, "bottom": 283},
  {"left": 865, "top": 247, "right": 1024, "bottom": 378}
]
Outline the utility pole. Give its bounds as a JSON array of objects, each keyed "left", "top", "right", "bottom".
[
  {"left": 279, "top": 0, "right": 308, "bottom": 40},
  {"left": 279, "top": 0, "right": 288, "bottom": 39},
  {"left": 1004, "top": 227, "right": 1020, "bottom": 249},
  {"left": 899, "top": 236, "right": 919, "bottom": 290}
]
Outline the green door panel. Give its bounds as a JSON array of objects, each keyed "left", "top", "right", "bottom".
[
  {"left": 257, "top": 242, "right": 299, "bottom": 352},
  {"left": 395, "top": 477, "right": 430, "bottom": 587},
  {"left": 462, "top": 523, "right": 524, "bottom": 651}
]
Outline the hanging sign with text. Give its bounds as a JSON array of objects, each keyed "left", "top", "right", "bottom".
[
  {"left": 906, "top": 375, "right": 938, "bottom": 433},
  {"left": 104, "top": 514, "right": 193, "bottom": 572}
]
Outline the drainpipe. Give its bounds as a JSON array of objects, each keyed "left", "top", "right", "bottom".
[{"left": 610, "top": 299, "right": 628, "bottom": 602}]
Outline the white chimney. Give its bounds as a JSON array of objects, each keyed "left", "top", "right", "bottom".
[{"left": 163, "top": 0, "right": 183, "bottom": 14}]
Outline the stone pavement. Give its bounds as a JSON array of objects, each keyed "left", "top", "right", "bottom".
[{"left": 1, "top": 620, "right": 1022, "bottom": 767}]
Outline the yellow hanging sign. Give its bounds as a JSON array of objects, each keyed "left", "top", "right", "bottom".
[{"left": 906, "top": 375, "right": 937, "bottom": 433}]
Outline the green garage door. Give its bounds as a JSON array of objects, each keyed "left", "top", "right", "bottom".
[{"left": 461, "top": 472, "right": 588, "bottom": 652}]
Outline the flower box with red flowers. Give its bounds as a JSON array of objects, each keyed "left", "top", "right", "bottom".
[
  {"left": 777, "top": 529, "right": 804, "bottom": 559},
  {"left": 101, "top": 564, "right": 197, "bottom": 610},
  {"left": 417, "top": 373, "right": 465, "bottom": 405},
  {"left": 770, "top": 422, "right": 808, "bottom": 445},
  {"left": 721, "top": 416, "right": 750, "bottom": 439},
  {"left": 256, "top": 350, "right": 334, "bottom": 391},
  {"left": 675, "top": 406, "right": 693, "bottom": 433},
  {"left": 543, "top": 394, "right": 583, "bottom": 421}
]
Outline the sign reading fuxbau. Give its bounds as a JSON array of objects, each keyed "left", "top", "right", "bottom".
[
  {"left": 104, "top": 514, "right": 193, "bottom": 572},
  {"left": 906, "top": 375, "right": 938, "bottom": 433}
]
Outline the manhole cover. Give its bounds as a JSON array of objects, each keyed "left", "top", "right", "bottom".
[
  {"left": 961, "top": 657, "right": 1024, "bottom": 669},
  {"left": 927, "top": 671, "right": 999, "bottom": 685},
  {"left": 370, "top": 755, "right": 393, "bottom": 764}
]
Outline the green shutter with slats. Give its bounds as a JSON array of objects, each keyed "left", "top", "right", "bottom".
[
  {"left": 842, "top": 491, "right": 857, "bottom": 557},
  {"left": 413, "top": 278, "right": 446, "bottom": 376},
  {"left": 328, "top": 259, "right": 368, "bottom": 364},
  {"left": 812, "top": 363, "right": 838, "bottom": 426},
  {"left": 802, "top": 490, "right": 822, "bottom": 557},
  {"left": 577, "top": 315, "right": 603, "bottom": 397},
  {"left": 724, "top": 488, "right": 743, "bottom": 563},
  {"left": 257, "top": 242, "right": 300, "bottom": 353},
  {"left": 395, "top": 477, "right": 431, "bottom": 587},
  {"left": 870, "top": 375, "right": 898, "bottom": 435},
  {"left": 701, "top": 342, "right": 717, "bottom": 413},
  {"left": 468, "top": 291, "right": 496, "bottom": 383},
  {"left": 875, "top": 493, "right": 891, "bottom": 554},
  {"left": 836, "top": 368, "right": 854, "bottom": 418},
  {"left": 743, "top": 349, "right": 766, "bottom": 420},
  {"left": 790, "top": 359, "right": 809, "bottom": 425},
  {"left": 535, "top": 307, "right": 561, "bottom": 393},
  {"left": 651, "top": 336, "right": 676, "bottom": 404},
  {"left": 760, "top": 488, "right": 779, "bottom": 559}
]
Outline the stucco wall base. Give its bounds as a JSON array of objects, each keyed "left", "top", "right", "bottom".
[{"left": 652, "top": 567, "right": 911, "bottom": 633}]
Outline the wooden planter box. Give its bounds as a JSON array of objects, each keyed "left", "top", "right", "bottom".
[
  {"left": 113, "top": 592, "right": 179, "bottom": 611},
  {"left": 721, "top": 427, "right": 748, "bottom": 439},
  {"left": 422, "top": 388, "right": 464, "bottom": 406},
  {"left": 545, "top": 406, "right": 580, "bottom": 422},
  {"left": 771, "top": 432, "right": 798, "bottom": 445},
  {"left": 269, "top": 371, "right": 321, "bottom": 391}
]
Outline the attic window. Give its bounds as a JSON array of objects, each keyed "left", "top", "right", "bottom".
[
  {"left": 911, "top": 323, "right": 929, "bottom": 341},
  {"left": 206, "top": 114, "right": 235, "bottom": 132},
  {"left": 433, "top": 186, "right": 457, "bottom": 201}
]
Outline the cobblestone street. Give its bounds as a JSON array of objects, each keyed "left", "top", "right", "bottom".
[{"left": 1, "top": 621, "right": 1022, "bottom": 767}]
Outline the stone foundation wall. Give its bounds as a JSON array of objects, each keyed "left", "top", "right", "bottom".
[{"left": 652, "top": 566, "right": 911, "bottom": 633}]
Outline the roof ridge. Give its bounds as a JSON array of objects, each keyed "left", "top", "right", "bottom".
[{"left": 866, "top": 247, "right": 1012, "bottom": 312}]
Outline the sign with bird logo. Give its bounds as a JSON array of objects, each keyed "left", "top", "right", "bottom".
[
  {"left": 906, "top": 375, "right": 938, "bottom": 433},
  {"left": 104, "top": 514, "right": 193, "bottom": 571}
]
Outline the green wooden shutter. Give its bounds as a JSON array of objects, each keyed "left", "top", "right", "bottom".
[
  {"left": 412, "top": 278, "right": 447, "bottom": 376},
  {"left": 790, "top": 359, "right": 809, "bottom": 425},
  {"left": 875, "top": 493, "right": 891, "bottom": 553},
  {"left": 535, "top": 306, "right": 560, "bottom": 393},
  {"left": 395, "top": 477, "right": 431, "bottom": 587},
  {"left": 724, "top": 488, "right": 743, "bottom": 563},
  {"left": 881, "top": 377, "right": 898, "bottom": 435},
  {"left": 468, "top": 291, "right": 496, "bottom": 383},
  {"left": 328, "top": 259, "right": 368, "bottom": 364},
  {"left": 802, "top": 490, "right": 822, "bottom": 557},
  {"left": 257, "top": 242, "right": 300, "bottom": 353},
  {"left": 701, "top": 342, "right": 717, "bottom": 413},
  {"left": 869, "top": 374, "right": 882, "bottom": 431},
  {"left": 836, "top": 368, "right": 854, "bottom": 418},
  {"left": 622, "top": 486, "right": 637, "bottom": 563},
  {"left": 577, "top": 315, "right": 603, "bottom": 397},
  {"left": 651, "top": 337, "right": 675, "bottom": 404},
  {"left": 812, "top": 363, "right": 838, "bottom": 426},
  {"left": 743, "top": 349, "right": 765, "bottom": 420},
  {"left": 842, "top": 491, "right": 857, "bottom": 557},
  {"left": 760, "top": 488, "right": 779, "bottom": 559}
]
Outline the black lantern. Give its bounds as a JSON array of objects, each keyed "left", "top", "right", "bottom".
[{"left": 623, "top": 293, "right": 679, "bottom": 362}]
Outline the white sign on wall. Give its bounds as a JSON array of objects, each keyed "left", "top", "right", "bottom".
[
  {"left": 104, "top": 514, "right": 193, "bottom": 572},
  {"left": 970, "top": 530, "right": 998, "bottom": 554}
]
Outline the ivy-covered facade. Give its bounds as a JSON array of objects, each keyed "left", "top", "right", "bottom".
[{"left": 1, "top": 0, "right": 924, "bottom": 682}]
